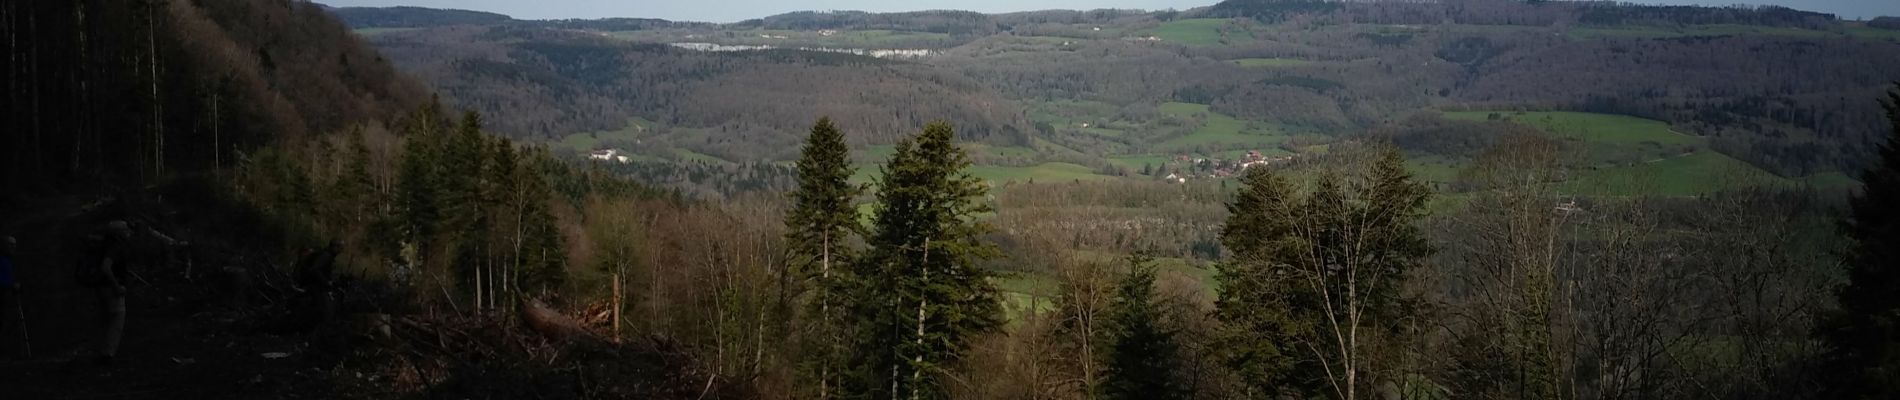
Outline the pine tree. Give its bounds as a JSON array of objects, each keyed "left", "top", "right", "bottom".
[
  {"left": 1818, "top": 85, "right": 1900, "bottom": 398},
  {"left": 1098, "top": 254, "right": 1187, "bottom": 400},
  {"left": 442, "top": 111, "right": 489, "bottom": 235},
  {"left": 844, "top": 121, "right": 1001, "bottom": 400},
  {"left": 785, "top": 117, "right": 863, "bottom": 399},
  {"left": 483, "top": 136, "right": 520, "bottom": 309},
  {"left": 513, "top": 147, "right": 567, "bottom": 295},
  {"left": 341, "top": 126, "right": 377, "bottom": 217},
  {"left": 395, "top": 101, "right": 448, "bottom": 261},
  {"left": 1214, "top": 166, "right": 1309, "bottom": 397},
  {"left": 444, "top": 112, "right": 494, "bottom": 306},
  {"left": 1214, "top": 146, "right": 1430, "bottom": 400}
]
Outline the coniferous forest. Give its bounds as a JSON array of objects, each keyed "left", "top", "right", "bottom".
[{"left": 3, "top": 1, "right": 1900, "bottom": 399}]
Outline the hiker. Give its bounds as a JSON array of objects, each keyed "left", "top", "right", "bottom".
[
  {"left": 84, "top": 221, "right": 133, "bottom": 367},
  {"left": 294, "top": 240, "right": 340, "bottom": 292},
  {"left": 286, "top": 240, "right": 343, "bottom": 331}
]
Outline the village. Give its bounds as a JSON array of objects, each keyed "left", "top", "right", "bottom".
[{"left": 1151, "top": 150, "right": 1298, "bottom": 183}]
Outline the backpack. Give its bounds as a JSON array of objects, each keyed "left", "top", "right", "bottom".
[{"left": 73, "top": 234, "right": 111, "bottom": 287}]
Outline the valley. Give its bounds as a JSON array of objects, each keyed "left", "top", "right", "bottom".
[{"left": 5, "top": 1, "right": 1900, "bottom": 398}]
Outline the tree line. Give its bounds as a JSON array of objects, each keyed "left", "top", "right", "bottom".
[{"left": 760, "top": 86, "right": 1900, "bottom": 399}]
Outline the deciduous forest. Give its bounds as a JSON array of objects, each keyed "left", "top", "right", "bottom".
[{"left": 2, "top": 0, "right": 1900, "bottom": 399}]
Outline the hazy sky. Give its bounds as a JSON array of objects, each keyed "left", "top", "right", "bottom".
[{"left": 316, "top": 0, "right": 1900, "bottom": 23}]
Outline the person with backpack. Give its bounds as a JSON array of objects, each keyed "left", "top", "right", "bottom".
[{"left": 75, "top": 221, "right": 132, "bottom": 367}]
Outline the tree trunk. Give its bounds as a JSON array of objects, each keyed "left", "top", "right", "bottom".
[
  {"left": 911, "top": 238, "right": 930, "bottom": 400},
  {"left": 474, "top": 256, "right": 484, "bottom": 313},
  {"left": 820, "top": 232, "right": 832, "bottom": 400},
  {"left": 147, "top": 0, "right": 163, "bottom": 180},
  {"left": 211, "top": 86, "right": 219, "bottom": 169},
  {"left": 612, "top": 272, "right": 622, "bottom": 342},
  {"left": 71, "top": 1, "right": 86, "bottom": 176}
]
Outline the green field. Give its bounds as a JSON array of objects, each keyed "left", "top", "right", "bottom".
[
  {"left": 1567, "top": 151, "right": 1788, "bottom": 196},
  {"left": 970, "top": 162, "right": 1113, "bottom": 184},
  {"left": 1107, "top": 155, "right": 1172, "bottom": 170},
  {"left": 979, "top": 144, "right": 1039, "bottom": 158},
  {"left": 1147, "top": 18, "right": 1240, "bottom": 46},
  {"left": 1156, "top": 102, "right": 1291, "bottom": 149},
  {"left": 1844, "top": 24, "right": 1900, "bottom": 41},
  {"left": 1405, "top": 156, "right": 1465, "bottom": 184},
  {"left": 1026, "top": 99, "right": 1123, "bottom": 134},
  {"left": 550, "top": 118, "right": 654, "bottom": 154},
  {"left": 1230, "top": 58, "right": 1312, "bottom": 67},
  {"left": 1445, "top": 111, "right": 1699, "bottom": 165},
  {"left": 855, "top": 161, "right": 1113, "bottom": 185},
  {"left": 1441, "top": 111, "right": 1796, "bottom": 196},
  {"left": 1798, "top": 171, "right": 1862, "bottom": 191}
]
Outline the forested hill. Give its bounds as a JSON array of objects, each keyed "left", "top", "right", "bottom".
[
  {"left": 363, "top": 25, "right": 1035, "bottom": 155},
  {"left": 327, "top": 5, "right": 513, "bottom": 28},
  {"left": 1, "top": 0, "right": 430, "bottom": 192},
  {"left": 1201, "top": 0, "right": 1839, "bottom": 27},
  {"left": 341, "top": 0, "right": 1900, "bottom": 185}
]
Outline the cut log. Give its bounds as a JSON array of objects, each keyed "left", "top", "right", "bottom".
[{"left": 519, "top": 298, "right": 592, "bottom": 341}]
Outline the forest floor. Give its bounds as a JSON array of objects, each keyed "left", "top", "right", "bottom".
[{"left": 0, "top": 185, "right": 728, "bottom": 399}]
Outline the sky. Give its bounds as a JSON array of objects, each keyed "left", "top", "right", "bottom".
[{"left": 315, "top": 0, "right": 1900, "bottom": 23}]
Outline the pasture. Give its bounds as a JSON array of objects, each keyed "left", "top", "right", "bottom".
[{"left": 1155, "top": 102, "right": 1291, "bottom": 149}]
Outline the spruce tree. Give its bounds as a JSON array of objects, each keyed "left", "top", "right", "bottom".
[
  {"left": 786, "top": 117, "right": 863, "bottom": 399},
  {"left": 516, "top": 148, "right": 567, "bottom": 294},
  {"left": 395, "top": 101, "right": 449, "bottom": 261},
  {"left": 1098, "top": 254, "right": 1187, "bottom": 400},
  {"left": 1214, "top": 166, "right": 1310, "bottom": 397},
  {"left": 1215, "top": 146, "right": 1430, "bottom": 399},
  {"left": 844, "top": 121, "right": 1001, "bottom": 400},
  {"left": 340, "top": 126, "right": 378, "bottom": 217},
  {"left": 1819, "top": 85, "right": 1900, "bottom": 398}
]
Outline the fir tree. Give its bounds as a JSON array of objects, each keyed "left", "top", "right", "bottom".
[
  {"left": 395, "top": 101, "right": 449, "bottom": 261},
  {"left": 339, "top": 126, "right": 378, "bottom": 217},
  {"left": 844, "top": 121, "right": 1001, "bottom": 400},
  {"left": 1098, "top": 254, "right": 1187, "bottom": 400},
  {"left": 1818, "top": 85, "right": 1900, "bottom": 398},
  {"left": 513, "top": 147, "right": 567, "bottom": 294},
  {"left": 1215, "top": 145, "right": 1430, "bottom": 399},
  {"left": 786, "top": 117, "right": 863, "bottom": 399},
  {"left": 1214, "top": 166, "right": 1309, "bottom": 397}
]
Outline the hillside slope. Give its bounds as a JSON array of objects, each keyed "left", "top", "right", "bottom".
[
  {"left": 1, "top": 0, "right": 429, "bottom": 192},
  {"left": 366, "top": 26, "right": 1035, "bottom": 156}
]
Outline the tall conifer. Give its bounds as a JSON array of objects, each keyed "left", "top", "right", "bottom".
[
  {"left": 844, "top": 121, "right": 1001, "bottom": 400},
  {"left": 1099, "top": 254, "right": 1187, "bottom": 400},
  {"left": 785, "top": 117, "right": 863, "bottom": 398},
  {"left": 1818, "top": 85, "right": 1900, "bottom": 398}
]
